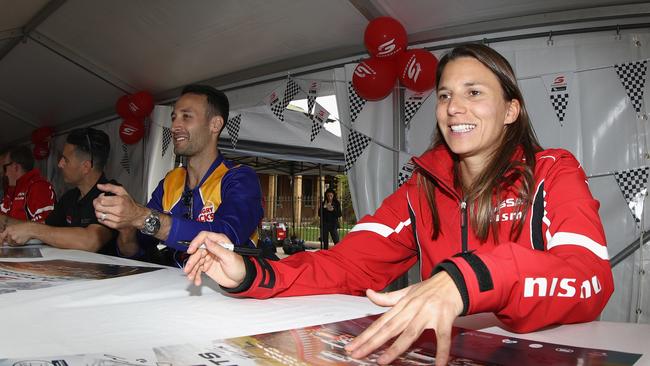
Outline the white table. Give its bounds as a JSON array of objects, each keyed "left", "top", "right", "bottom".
[{"left": 0, "top": 246, "right": 648, "bottom": 364}]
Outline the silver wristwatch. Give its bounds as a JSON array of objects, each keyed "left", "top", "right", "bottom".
[{"left": 140, "top": 210, "right": 161, "bottom": 236}]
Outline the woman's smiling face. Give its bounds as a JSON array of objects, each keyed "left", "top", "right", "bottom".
[{"left": 435, "top": 56, "right": 518, "bottom": 163}]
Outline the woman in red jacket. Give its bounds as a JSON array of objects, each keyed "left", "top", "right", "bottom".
[{"left": 184, "top": 44, "right": 614, "bottom": 365}]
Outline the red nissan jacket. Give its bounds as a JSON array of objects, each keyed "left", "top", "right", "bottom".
[{"left": 227, "top": 145, "right": 613, "bottom": 333}]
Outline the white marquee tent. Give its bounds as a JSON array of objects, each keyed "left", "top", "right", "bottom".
[{"left": 2, "top": 0, "right": 650, "bottom": 325}]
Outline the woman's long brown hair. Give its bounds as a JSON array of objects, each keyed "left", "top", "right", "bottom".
[{"left": 420, "top": 43, "right": 542, "bottom": 243}]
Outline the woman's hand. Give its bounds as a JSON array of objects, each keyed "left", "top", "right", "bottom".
[
  {"left": 183, "top": 231, "right": 247, "bottom": 288},
  {"left": 345, "top": 271, "right": 464, "bottom": 365}
]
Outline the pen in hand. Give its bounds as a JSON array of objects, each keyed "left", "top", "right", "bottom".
[{"left": 177, "top": 240, "right": 262, "bottom": 256}]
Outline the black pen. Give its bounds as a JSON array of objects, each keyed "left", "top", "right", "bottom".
[{"left": 177, "top": 240, "right": 262, "bottom": 256}]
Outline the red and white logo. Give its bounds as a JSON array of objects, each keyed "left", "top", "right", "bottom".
[
  {"left": 121, "top": 125, "right": 138, "bottom": 136},
  {"left": 377, "top": 39, "right": 397, "bottom": 57},
  {"left": 354, "top": 63, "right": 376, "bottom": 78},
  {"left": 404, "top": 55, "right": 422, "bottom": 82},
  {"left": 198, "top": 201, "right": 215, "bottom": 222}
]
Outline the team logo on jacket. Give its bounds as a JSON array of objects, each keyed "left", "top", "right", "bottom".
[
  {"left": 198, "top": 201, "right": 215, "bottom": 222},
  {"left": 495, "top": 198, "right": 524, "bottom": 222},
  {"left": 523, "top": 275, "right": 602, "bottom": 299}
]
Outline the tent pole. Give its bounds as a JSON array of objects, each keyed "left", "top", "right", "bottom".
[{"left": 319, "top": 164, "right": 324, "bottom": 250}]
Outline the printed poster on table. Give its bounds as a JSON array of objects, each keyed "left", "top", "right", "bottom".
[
  {"left": 0, "top": 259, "right": 161, "bottom": 295},
  {"left": 0, "top": 315, "right": 641, "bottom": 365}
]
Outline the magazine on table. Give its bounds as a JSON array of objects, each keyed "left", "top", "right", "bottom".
[{"left": 0, "top": 314, "right": 642, "bottom": 365}]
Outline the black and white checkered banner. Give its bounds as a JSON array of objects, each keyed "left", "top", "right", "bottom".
[
  {"left": 404, "top": 89, "right": 432, "bottom": 127},
  {"left": 282, "top": 77, "right": 301, "bottom": 112},
  {"left": 542, "top": 73, "right": 572, "bottom": 126},
  {"left": 615, "top": 60, "right": 648, "bottom": 114},
  {"left": 307, "top": 81, "right": 320, "bottom": 114},
  {"left": 310, "top": 102, "right": 330, "bottom": 141},
  {"left": 344, "top": 129, "right": 371, "bottom": 172},
  {"left": 226, "top": 114, "right": 241, "bottom": 149},
  {"left": 161, "top": 126, "right": 172, "bottom": 157},
  {"left": 120, "top": 143, "right": 130, "bottom": 174},
  {"left": 614, "top": 166, "right": 649, "bottom": 225},
  {"left": 549, "top": 93, "right": 569, "bottom": 125},
  {"left": 398, "top": 156, "right": 416, "bottom": 187},
  {"left": 266, "top": 83, "right": 286, "bottom": 121},
  {"left": 347, "top": 81, "right": 366, "bottom": 124}
]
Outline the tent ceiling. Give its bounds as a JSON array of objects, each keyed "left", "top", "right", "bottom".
[{"left": 1, "top": 0, "right": 649, "bottom": 149}]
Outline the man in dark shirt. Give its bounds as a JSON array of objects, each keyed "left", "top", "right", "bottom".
[{"left": 0, "top": 128, "right": 119, "bottom": 255}]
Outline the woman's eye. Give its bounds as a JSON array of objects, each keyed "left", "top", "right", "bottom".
[
  {"left": 469, "top": 90, "right": 481, "bottom": 96},
  {"left": 438, "top": 94, "right": 450, "bottom": 101}
]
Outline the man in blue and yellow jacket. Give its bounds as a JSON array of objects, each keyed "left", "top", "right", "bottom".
[{"left": 93, "top": 84, "right": 263, "bottom": 267}]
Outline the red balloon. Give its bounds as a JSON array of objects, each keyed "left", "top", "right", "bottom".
[
  {"left": 352, "top": 57, "right": 397, "bottom": 101},
  {"left": 397, "top": 49, "right": 438, "bottom": 92},
  {"left": 33, "top": 143, "right": 50, "bottom": 160},
  {"left": 364, "top": 17, "right": 407, "bottom": 59},
  {"left": 31, "top": 126, "right": 54, "bottom": 145},
  {"left": 128, "top": 91, "right": 154, "bottom": 118},
  {"left": 119, "top": 117, "right": 145, "bottom": 145},
  {"left": 116, "top": 95, "right": 133, "bottom": 119}
]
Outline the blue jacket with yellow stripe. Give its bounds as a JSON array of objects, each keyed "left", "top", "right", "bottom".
[{"left": 141, "top": 153, "right": 263, "bottom": 264}]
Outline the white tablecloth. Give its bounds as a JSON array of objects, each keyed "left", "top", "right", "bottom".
[{"left": 0, "top": 246, "right": 648, "bottom": 364}]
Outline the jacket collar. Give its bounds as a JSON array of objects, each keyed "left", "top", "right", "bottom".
[
  {"left": 412, "top": 144, "right": 526, "bottom": 198},
  {"left": 14, "top": 169, "right": 43, "bottom": 191}
]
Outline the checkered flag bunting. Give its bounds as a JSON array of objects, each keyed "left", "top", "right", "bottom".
[
  {"left": 310, "top": 102, "right": 330, "bottom": 141},
  {"left": 226, "top": 114, "right": 241, "bottom": 149},
  {"left": 614, "top": 166, "right": 650, "bottom": 224},
  {"left": 307, "top": 94, "right": 316, "bottom": 114},
  {"left": 615, "top": 60, "right": 647, "bottom": 114},
  {"left": 404, "top": 90, "right": 431, "bottom": 127},
  {"left": 549, "top": 93, "right": 569, "bottom": 125},
  {"left": 161, "top": 126, "right": 172, "bottom": 157},
  {"left": 398, "top": 159, "right": 416, "bottom": 187},
  {"left": 267, "top": 84, "right": 285, "bottom": 121},
  {"left": 348, "top": 81, "right": 366, "bottom": 123},
  {"left": 120, "top": 143, "right": 130, "bottom": 174},
  {"left": 282, "top": 77, "right": 301, "bottom": 111},
  {"left": 310, "top": 119, "right": 324, "bottom": 142},
  {"left": 344, "top": 130, "right": 371, "bottom": 172}
]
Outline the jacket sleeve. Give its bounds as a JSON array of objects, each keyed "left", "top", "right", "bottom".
[
  {"left": 26, "top": 181, "right": 56, "bottom": 222},
  {"left": 443, "top": 151, "right": 614, "bottom": 332},
  {"left": 227, "top": 181, "right": 419, "bottom": 299},
  {"left": 165, "top": 166, "right": 263, "bottom": 249}
]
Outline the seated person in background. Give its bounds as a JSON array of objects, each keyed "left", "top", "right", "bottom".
[
  {"left": 0, "top": 145, "right": 56, "bottom": 230},
  {"left": 1, "top": 128, "right": 120, "bottom": 255},
  {"left": 93, "top": 84, "right": 263, "bottom": 267},
  {"left": 183, "top": 44, "right": 614, "bottom": 365}
]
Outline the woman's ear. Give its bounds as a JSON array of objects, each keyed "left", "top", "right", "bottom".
[{"left": 504, "top": 99, "right": 521, "bottom": 125}]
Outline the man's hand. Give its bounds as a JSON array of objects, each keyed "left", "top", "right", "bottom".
[
  {"left": 344, "top": 271, "right": 464, "bottom": 365},
  {"left": 0, "top": 222, "right": 39, "bottom": 246},
  {"left": 183, "top": 231, "right": 247, "bottom": 288},
  {"left": 93, "top": 183, "right": 148, "bottom": 230}
]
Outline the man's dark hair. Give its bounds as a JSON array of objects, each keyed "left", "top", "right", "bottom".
[
  {"left": 181, "top": 84, "right": 229, "bottom": 127},
  {"left": 66, "top": 127, "right": 111, "bottom": 170},
  {"left": 8, "top": 145, "right": 34, "bottom": 172}
]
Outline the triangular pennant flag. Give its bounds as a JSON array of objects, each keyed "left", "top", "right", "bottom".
[
  {"left": 310, "top": 102, "right": 330, "bottom": 141},
  {"left": 120, "top": 143, "right": 130, "bottom": 174},
  {"left": 347, "top": 81, "right": 366, "bottom": 124},
  {"left": 226, "top": 114, "right": 241, "bottom": 149},
  {"left": 549, "top": 93, "right": 569, "bottom": 125},
  {"left": 307, "top": 81, "right": 320, "bottom": 114},
  {"left": 614, "top": 166, "right": 649, "bottom": 225},
  {"left": 281, "top": 77, "right": 301, "bottom": 111},
  {"left": 542, "top": 73, "right": 572, "bottom": 126},
  {"left": 344, "top": 129, "right": 371, "bottom": 172},
  {"left": 404, "top": 89, "right": 432, "bottom": 127},
  {"left": 266, "top": 83, "right": 286, "bottom": 121},
  {"left": 161, "top": 126, "right": 172, "bottom": 157},
  {"left": 398, "top": 158, "right": 416, "bottom": 187},
  {"left": 615, "top": 60, "right": 648, "bottom": 114}
]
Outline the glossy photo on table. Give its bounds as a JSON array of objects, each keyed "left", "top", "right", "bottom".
[{"left": 0, "top": 315, "right": 641, "bottom": 366}]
